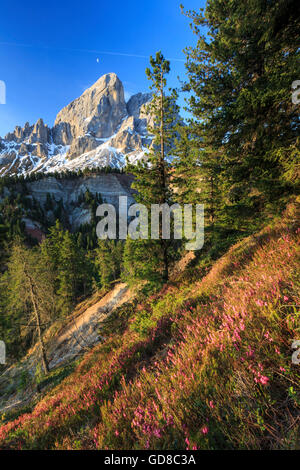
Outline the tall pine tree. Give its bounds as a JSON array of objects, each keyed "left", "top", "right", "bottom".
[
  {"left": 125, "top": 51, "right": 179, "bottom": 287},
  {"left": 182, "top": 0, "right": 300, "bottom": 232}
]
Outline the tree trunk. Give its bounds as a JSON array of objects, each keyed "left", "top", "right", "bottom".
[
  {"left": 27, "top": 274, "right": 49, "bottom": 374},
  {"left": 160, "top": 71, "right": 166, "bottom": 191},
  {"left": 160, "top": 71, "right": 168, "bottom": 281},
  {"left": 162, "top": 239, "right": 169, "bottom": 282},
  {"left": 210, "top": 175, "right": 215, "bottom": 227}
]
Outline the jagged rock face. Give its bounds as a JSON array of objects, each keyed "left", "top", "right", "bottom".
[
  {"left": 52, "top": 122, "right": 72, "bottom": 146},
  {"left": 127, "top": 92, "right": 152, "bottom": 119},
  {"left": 54, "top": 73, "right": 127, "bottom": 141},
  {"left": 0, "top": 73, "right": 153, "bottom": 176},
  {"left": 67, "top": 136, "right": 100, "bottom": 161},
  {"left": 28, "top": 118, "right": 50, "bottom": 144},
  {"left": 4, "top": 122, "right": 34, "bottom": 143}
]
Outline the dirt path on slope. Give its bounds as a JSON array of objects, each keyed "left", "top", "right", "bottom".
[
  {"left": 0, "top": 282, "right": 133, "bottom": 413},
  {"left": 48, "top": 282, "right": 132, "bottom": 368}
]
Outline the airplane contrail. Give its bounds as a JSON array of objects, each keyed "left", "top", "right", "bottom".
[{"left": 0, "top": 41, "right": 185, "bottom": 62}]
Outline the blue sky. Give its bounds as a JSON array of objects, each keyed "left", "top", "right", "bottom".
[{"left": 0, "top": 0, "right": 206, "bottom": 137}]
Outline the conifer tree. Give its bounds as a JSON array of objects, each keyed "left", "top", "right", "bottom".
[
  {"left": 41, "top": 220, "right": 64, "bottom": 272},
  {"left": 5, "top": 241, "right": 57, "bottom": 374},
  {"left": 126, "top": 51, "right": 179, "bottom": 286},
  {"left": 173, "top": 124, "right": 200, "bottom": 206},
  {"left": 122, "top": 238, "right": 163, "bottom": 290},
  {"left": 182, "top": 0, "right": 300, "bottom": 230},
  {"left": 95, "top": 240, "right": 123, "bottom": 288},
  {"left": 57, "top": 231, "right": 83, "bottom": 315},
  {"left": 42, "top": 223, "right": 92, "bottom": 315}
]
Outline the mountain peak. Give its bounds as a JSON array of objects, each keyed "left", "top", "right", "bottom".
[
  {"left": 0, "top": 74, "right": 153, "bottom": 176},
  {"left": 54, "top": 72, "right": 127, "bottom": 142},
  {"left": 88, "top": 72, "right": 120, "bottom": 91}
]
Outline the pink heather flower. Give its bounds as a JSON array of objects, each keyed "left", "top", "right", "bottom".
[
  {"left": 279, "top": 367, "right": 286, "bottom": 372},
  {"left": 115, "top": 430, "right": 119, "bottom": 436},
  {"left": 202, "top": 426, "right": 209, "bottom": 435},
  {"left": 283, "top": 296, "right": 289, "bottom": 302},
  {"left": 209, "top": 401, "right": 215, "bottom": 409},
  {"left": 260, "top": 376, "right": 269, "bottom": 386},
  {"left": 264, "top": 331, "right": 273, "bottom": 342}
]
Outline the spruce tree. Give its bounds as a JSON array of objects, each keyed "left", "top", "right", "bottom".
[
  {"left": 172, "top": 124, "right": 200, "bottom": 206},
  {"left": 95, "top": 240, "right": 123, "bottom": 288},
  {"left": 42, "top": 223, "right": 92, "bottom": 315},
  {"left": 41, "top": 220, "right": 64, "bottom": 272},
  {"left": 57, "top": 231, "right": 83, "bottom": 315},
  {"left": 126, "top": 51, "right": 179, "bottom": 287},
  {"left": 182, "top": 0, "right": 300, "bottom": 230}
]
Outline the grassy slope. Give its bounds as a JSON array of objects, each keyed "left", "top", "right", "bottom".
[{"left": 0, "top": 198, "right": 299, "bottom": 450}]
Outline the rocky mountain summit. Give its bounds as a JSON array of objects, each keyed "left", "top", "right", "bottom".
[{"left": 0, "top": 73, "right": 152, "bottom": 176}]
